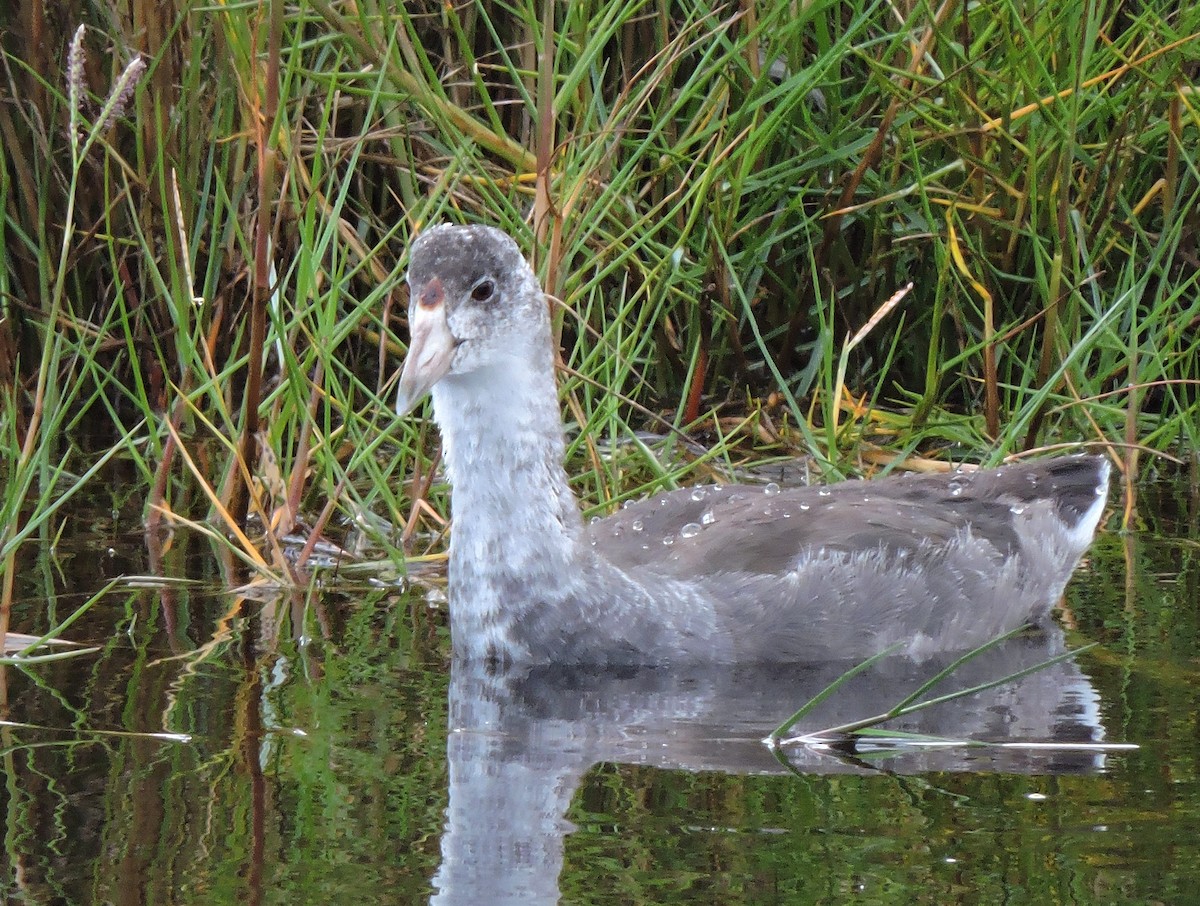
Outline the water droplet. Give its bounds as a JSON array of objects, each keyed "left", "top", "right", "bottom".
[
  {"left": 680, "top": 522, "right": 702, "bottom": 538},
  {"left": 948, "top": 480, "right": 963, "bottom": 497},
  {"left": 818, "top": 487, "right": 831, "bottom": 497},
  {"left": 641, "top": 543, "right": 649, "bottom": 551},
  {"left": 690, "top": 487, "right": 707, "bottom": 501},
  {"left": 589, "top": 515, "right": 600, "bottom": 525},
  {"left": 713, "top": 484, "right": 724, "bottom": 492},
  {"left": 701, "top": 509, "right": 716, "bottom": 525},
  {"left": 662, "top": 536, "right": 675, "bottom": 546},
  {"left": 623, "top": 500, "right": 635, "bottom": 509},
  {"left": 764, "top": 482, "right": 780, "bottom": 497},
  {"left": 631, "top": 519, "right": 644, "bottom": 532},
  {"left": 799, "top": 502, "right": 810, "bottom": 511}
]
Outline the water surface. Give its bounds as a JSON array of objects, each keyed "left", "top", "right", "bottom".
[{"left": 1, "top": 479, "right": 1198, "bottom": 904}]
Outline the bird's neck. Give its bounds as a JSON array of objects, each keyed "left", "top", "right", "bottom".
[{"left": 430, "top": 344, "right": 586, "bottom": 653}]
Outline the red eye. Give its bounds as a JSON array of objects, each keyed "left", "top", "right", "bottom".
[{"left": 471, "top": 280, "right": 495, "bottom": 303}]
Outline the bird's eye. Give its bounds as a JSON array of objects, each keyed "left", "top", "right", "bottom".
[{"left": 470, "top": 279, "right": 495, "bottom": 303}]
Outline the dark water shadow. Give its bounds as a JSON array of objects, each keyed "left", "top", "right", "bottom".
[{"left": 431, "top": 627, "right": 1107, "bottom": 905}]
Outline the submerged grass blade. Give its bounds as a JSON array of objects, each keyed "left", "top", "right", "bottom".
[
  {"left": 767, "top": 643, "right": 904, "bottom": 744},
  {"left": 774, "top": 640, "right": 1100, "bottom": 748},
  {"left": 0, "top": 578, "right": 122, "bottom": 665}
]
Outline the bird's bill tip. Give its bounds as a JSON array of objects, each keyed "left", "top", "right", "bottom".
[{"left": 396, "top": 303, "right": 455, "bottom": 416}]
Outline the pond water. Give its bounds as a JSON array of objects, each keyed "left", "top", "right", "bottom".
[{"left": 1, "top": 475, "right": 1198, "bottom": 905}]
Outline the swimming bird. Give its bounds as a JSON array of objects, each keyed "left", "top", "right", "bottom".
[{"left": 396, "top": 223, "right": 1109, "bottom": 666}]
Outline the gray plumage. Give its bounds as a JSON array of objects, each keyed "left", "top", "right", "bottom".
[{"left": 397, "top": 224, "right": 1110, "bottom": 667}]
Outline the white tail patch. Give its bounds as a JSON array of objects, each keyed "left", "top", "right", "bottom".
[{"left": 1064, "top": 459, "right": 1111, "bottom": 552}]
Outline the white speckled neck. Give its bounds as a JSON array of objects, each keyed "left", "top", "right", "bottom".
[{"left": 430, "top": 340, "right": 586, "bottom": 659}]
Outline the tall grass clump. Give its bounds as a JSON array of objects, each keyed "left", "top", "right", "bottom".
[
  {"left": 0, "top": 0, "right": 1198, "bottom": 589},
  {"left": 1, "top": 24, "right": 149, "bottom": 630}
]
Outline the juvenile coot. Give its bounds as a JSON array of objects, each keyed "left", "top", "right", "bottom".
[{"left": 396, "top": 224, "right": 1109, "bottom": 666}]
